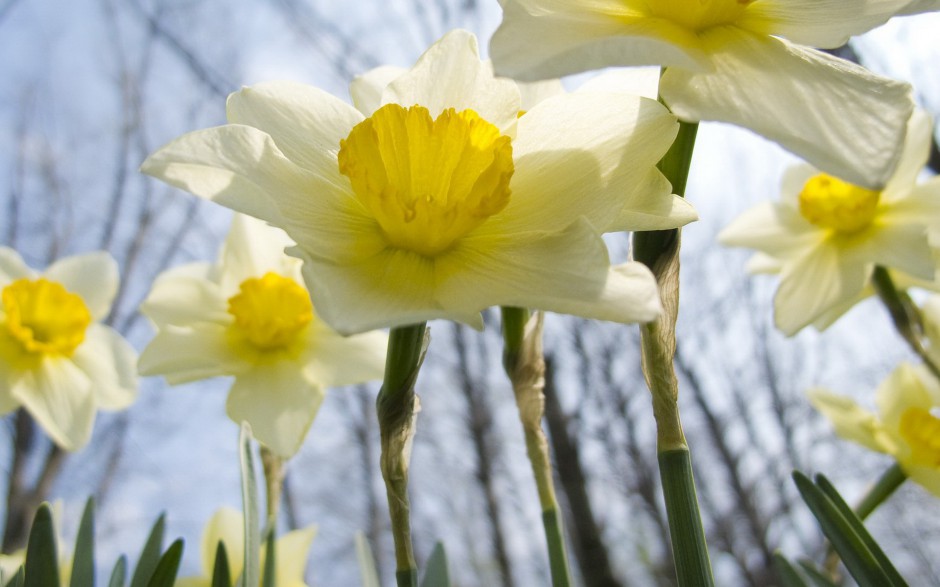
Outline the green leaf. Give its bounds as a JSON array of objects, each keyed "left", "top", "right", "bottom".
[
  {"left": 419, "top": 543, "right": 450, "bottom": 587},
  {"left": 145, "top": 539, "right": 184, "bottom": 587},
  {"left": 70, "top": 497, "right": 96, "bottom": 587},
  {"left": 211, "top": 541, "right": 232, "bottom": 587},
  {"left": 262, "top": 529, "right": 276, "bottom": 587},
  {"left": 796, "top": 560, "right": 839, "bottom": 587},
  {"left": 772, "top": 553, "right": 810, "bottom": 587},
  {"left": 814, "top": 474, "right": 907, "bottom": 586},
  {"left": 9, "top": 567, "right": 25, "bottom": 587},
  {"left": 792, "top": 472, "right": 892, "bottom": 587},
  {"left": 238, "top": 422, "right": 260, "bottom": 587},
  {"left": 130, "top": 513, "right": 166, "bottom": 587},
  {"left": 109, "top": 556, "right": 128, "bottom": 587},
  {"left": 24, "top": 503, "right": 60, "bottom": 587},
  {"left": 355, "top": 533, "right": 380, "bottom": 587}
]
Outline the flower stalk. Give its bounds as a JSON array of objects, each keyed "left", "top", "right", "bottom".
[
  {"left": 871, "top": 266, "right": 940, "bottom": 380},
  {"left": 633, "top": 118, "right": 714, "bottom": 586},
  {"left": 501, "top": 307, "right": 573, "bottom": 587},
  {"left": 376, "top": 323, "right": 429, "bottom": 587}
]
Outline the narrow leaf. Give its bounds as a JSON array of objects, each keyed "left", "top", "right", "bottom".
[
  {"left": 24, "top": 503, "right": 60, "bottom": 587},
  {"left": 130, "top": 513, "right": 166, "bottom": 587},
  {"left": 238, "top": 422, "right": 260, "bottom": 587},
  {"left": 10, "top": 567, "right": 25, "bottom": 587},
  {"left": 211, "top": 541, "right": 232, "bottom": 587},
  {"left": 145, "top": 539, "right": 184, "bottom": 587},
  {"left": 814, "top": 474, "right": 907, "bottom": 586},
  {"left": 109, "top": 556, "right": 128, "bottom": 587},
  {"left": 355, "top": 532, "right": 381, "bottom": 587},
  {"left": 419, "top": 542, "right": 450, "bottom": 587},
  {"left": 793, "top": 472, "right": 890, "bottom": 587},
  {"left": 772, "top": 553, "right": 810, "bottom": 587},
  {"left": 70, "top": 497, "right": 96, "bottom": 587}
]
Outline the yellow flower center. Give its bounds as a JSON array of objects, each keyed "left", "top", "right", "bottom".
[
  {"left": 798, "top": 174, "right": 881, "bottom": 234},
  {"left": 2, "top": 278, "right": 92, "bottom": 356},
  {"left": 338, "top": 103, "right": 514, "bottom": 257},
  {"left": 899, "top": 407, "right": 940, "bottom": 467},
  {"left": 625, "top": 0, "right": 754, "bottom": 32},
  {"left": 227, "top": 273, "right": 313, "bottom": 350}
]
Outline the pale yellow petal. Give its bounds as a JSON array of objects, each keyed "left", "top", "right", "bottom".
[
  {"left": 12, "top": 358, "right": 95, "bottom": 451},
  {"left": 137, "top": 324, "right": 242, "bottom": 384},
  {"left": 43, "top": 252, "right": 118, "bottom": 322},
  {"left": 807, "top": 388, "right": 887, "bottom": 454},
  {"left": 0, "top": 247, "right": 35, "bottom": 286},
  {"left": 70, "top": 324, "right": 137, "bottom": 410},
  {"left": 350, "top": 65, "right": 406, "bottom": 116},
  {"left": 139, "top": 263, "right": 229, "bottom": 328},
  {"left": 201, "top": 507, "right": 244, "bottom": 578},
  {"left": 303, "top": 326, "right": 387, "bottom": 387}
]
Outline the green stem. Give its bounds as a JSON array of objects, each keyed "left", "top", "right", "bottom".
[
  {"left": 500, "top": 307, "right": 573, "bottom": 587},
  {"left": 377, "top": 323, "right": 428, "bottom": 587},
  {"left": 871, "top": 266, "right": 940, "bottom": 380},
  {"left": 659, "top": 449, "right": 714, "bottom": 587},
  {"left": 855, "top": 463, "right": 907, "bottom": 521},
  {"left": 632, "top": 118, "right": 714, "bottom": 586}
]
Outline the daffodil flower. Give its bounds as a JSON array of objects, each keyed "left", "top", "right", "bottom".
[
  {"left": 142, "top": 30, "right": 689, "bottom": 335},
  {"left": 177, "top": 507, "right": 316, "bottom": 587},
  {"left": 490, "top": 0, "right": 939, "bottom": 188},
  {"left": 0, "top": 248, "right": 136, "bottom": 451},
  {"left": 137, "top": 214, "right": 387, "bottom": 457},
  {"left": 809, "top": 362, "right": 940, "bottom": 497},
  {"left": 719, "top": 109, "right": 940, "bottom": 335}
]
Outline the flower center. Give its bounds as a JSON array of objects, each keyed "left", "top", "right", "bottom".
[
  {"left": 2, "top": 278, "right": 92, "bottom": 356},
  {"left": 798, "top": 174, "right": 881, "bottom": 234},
  {"left": 899, "top": 407, "right": 940, "bottom": 467},
  {"left": 627, "top": 0, "right": 754, "bottom": 32},
  {"left": 338, "top": 103, "right": 514, "bottom": 257},
  {"left": 227, "top": 273, "right": 313, "bottom": 350}
]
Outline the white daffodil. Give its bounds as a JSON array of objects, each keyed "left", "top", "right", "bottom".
[
  {"left": 142, "top": 30, "right": 689, "bottom": 335},
  {"left": 177, "top": 507, "right": 316, "bottom": 587},
  {"left": 719, "top": 109, "right": 940, "bottom": 335},
  {"left": 809, "top": 362, "right": 940, "bottom": 497},
  {"left": 489, "top": 0, "right": 939, "bottom": 188},
  {"left": 138, "top": 214, "right": 387, "bottom": 457},
  {"left": 0, "top": 248, "right": 136, "bottom": 450}
]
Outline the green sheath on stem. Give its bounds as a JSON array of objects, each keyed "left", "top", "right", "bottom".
[
  {"left": 633, "top": 117, "right": 714, "bottom": 586},
  {"left": 871, "top": 266, "right": 940, "bottom": 379},
  {"left": 377, "top": 323, "right": 428, "bottom": 587},
  {"left": 501, "top": 307, "right": 573, "bottom": 587}
]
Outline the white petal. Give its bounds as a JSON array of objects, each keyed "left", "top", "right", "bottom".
[
  {"left": 140, "top": 263, "right": 230, "bottom": 328},
  {"left": 70, "top": 324, "right": 137, "bottom": 410},
  {"left": 0, "top": 247, "right": 34, "bottom": 285},
  {"left": 718, "top": 202, "right": 821, "bottom": 259},
  {"left": 303, "top": 326, "right": 387, "bottom": 387},
  {"left": 610, "top": 168, "right": 698, "bottom": 232},
  {"left": 225, "top": 81, "right": 363, "bottom": 178},
  {"left": 851, "top": 222, "right": 934, "bottom": 280},
  {"left": 275, "top": 526, "right": 317, "bottom": 582},
  {"left": 745, "top": 252, "right": 784, "bottom": 275},
  {"left": 490, "top": 0, "right": 707, "bottom": 81},
  {"left": 576, "top": 67, "right": 661, "bottom": 100},
  {"left": 875, "top": 362, "right": 934, "bottom": 433},
  {"left": 350, "top": 65, "right": 406, "bottom": 116},
  {"left": 807, "top": 388, "right": 887, "bottom": 454},
  {"left": 141, "top": 125, "right": 321, "bottom": 225},
  {"left": 44, "top": 252, "right": 118, "bottom": 321},
  {"left": 492, "top": 92, "right": 678, "bottom": 234},
  {"left": 201, "top": 507, "right": 244, "bottom": 577},
  {"left": 12, "top": 358, "right": 95, "bottom": 451},
  {"left": 441, "top": 219, "right": 662, "bottom": 324},
  {"left": 773, "top": 243, "right": 870, "bottom": 335},
  {"left": 740, "top": 0, "right": 915, "bottom": 48},
  {"left": 218, "top": 214, "right": 299, "bottom": 295},
  {"left": 516, "top": 77, "right": 565, "bottom": 112},
  {"left": 384, "top": 30, "right": 521, "bottom": 132},
  {"left": 883, "top": 109, "right": 933, "bottom": 198},
  {"left": 138, "top": 324, "right": 242, "bottom": 384},
  {"left": 293, "top": 247, "right": 483, "bottom": 335},
  {"left": 779, "top": 164, "right": 819, "bottom": 207},
  {"left": 660, "top": 30, "right": 913, "bottom": 189},
  {"left": 226, "top": 361, "right": 325, "bottom": 458}
]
